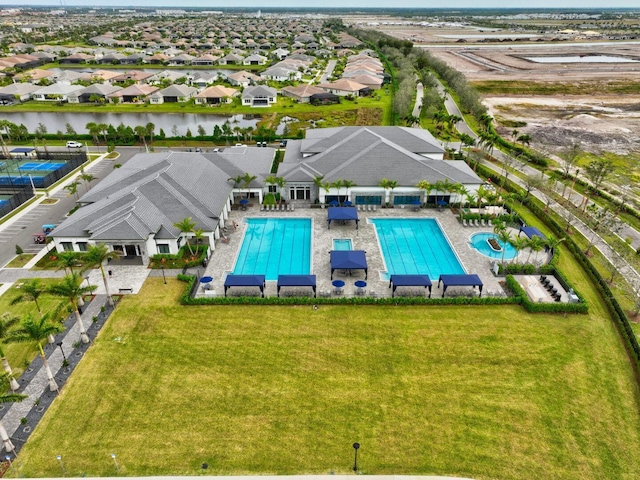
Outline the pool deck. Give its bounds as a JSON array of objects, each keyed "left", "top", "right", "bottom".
[{"left": 199, "top": 206, "right": 541, "bottom": 299}]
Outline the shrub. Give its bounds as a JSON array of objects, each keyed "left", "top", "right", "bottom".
[{"left": 15, "top": 245, "right": 23, "bottom": 255}]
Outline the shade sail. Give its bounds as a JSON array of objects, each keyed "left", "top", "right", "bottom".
[
  {"left": 437, "top": 274, "right": 483, "bottom": 298},
  {"left": 389, "top": 274, "right": 432, "bottom": 298},
  {"left": 330, "top": 250, "right": 367, "bottom": 279},
  {"left": 519, "top": 226, "right": 546, "bottom": 240},
  {"left": 327, "top": 207, "right": 359, "bottom": 230},
  {"left": 277, "top": 275, "right": 316, "bottom": 297},
  {"left": 223, "top": 274, "right": 265, "bottom": 297}
]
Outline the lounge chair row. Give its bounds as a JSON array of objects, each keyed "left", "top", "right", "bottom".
[
  {"left": 540, "top": 276, "right": 562, "bottom": 302},
  {"left": 462, "top": 218, "right": 492, "bottom": 227},
  {"left": 261, "top": 204, "right": 294, "bottom": 211},
  {"left": 357, "top": 205, "right": 377, "bottom": 211}
]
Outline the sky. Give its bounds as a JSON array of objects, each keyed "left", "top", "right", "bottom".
[{"left": 16, "top": 1, "right": 640, "bottom": 9}]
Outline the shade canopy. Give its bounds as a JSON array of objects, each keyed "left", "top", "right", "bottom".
[
  {"left": 223, "top": 274, "right": 265, "bottom": 297},
  {"left": 10, "top": 147, "right": 34, "bottom": 153},
  {"left": 389, "top": 274, "right": 432, "bottom": 298},
  {"left": 437, "top": 274, "right": 483, "bottom": 298},
  {"left": 277, "top": 275, "right": 316, "bottom": 297},
  {"left": 327, "top": 207, "right": 359, "bottom": 230},
  {"left": 330, "top": 250, "right": 367, "bottom": 279},
  {"left": 519, "top": 226, "right": 546, "bottom": 240}
]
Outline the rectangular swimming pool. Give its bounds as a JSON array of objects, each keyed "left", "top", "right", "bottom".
[
  {"left": 233, "top": 218, "right": 312, "bottom": 281},
  {"left": 371, "top": 218, "right": 465, "bottom": 279},
  {"left": 333, "top": 238, "right": 352, "bottom": 251}
]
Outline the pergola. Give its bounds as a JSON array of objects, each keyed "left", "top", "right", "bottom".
[
  {"left": 388, "top": 274, "right": 432, "bottom": 298},
  {"left": 438, "top": 274, "right": 483, "bottom": 298},
  {"left": 327, "top": 207, "right": 359, "bottom": 230},
  {"left": 223, "top": 274, "right": 266, "bottom": 297},
  {"left": 276, "top": 275, "right": 317, "bottom": 297},
  {"left": 330, "top": 250, "right": 367, "bottom": 279}
]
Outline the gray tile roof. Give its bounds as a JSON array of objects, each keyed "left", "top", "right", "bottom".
[
  {"left": 278, "top": 127, "right": 481, "bottom": 187},
  {"left": 53, "top": 152, "right": 232, "bottom": 243}
]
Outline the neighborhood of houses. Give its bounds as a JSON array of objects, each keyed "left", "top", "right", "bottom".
[{"left": 0, "top": 14, "right": 388, "bottom": 108}]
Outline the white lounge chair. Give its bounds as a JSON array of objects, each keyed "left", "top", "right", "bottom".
[
  {"left": 291, "top": 204, "right": 294, "bottom": 211},
  {"left": 488, "top": 219, "right": 492, "bottom": 227},
  {"left": 462, "top": 218, "right": 467, "bottom": 227},
  {"left": 372, "top": 205, "right": 376, "bottom": 211},
  {"left": 481, "top": 219, "right": 486, "bottom": 227}
]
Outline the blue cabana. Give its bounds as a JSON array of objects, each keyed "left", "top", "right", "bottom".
[
  {"left": 519, "top": 226, "right": 546, "bottom": 240},
  {"left": 277, "top": 275, "right": 317, "bottom": 297},
  {"left": 330, "top": 250, "right": 367, "bottom": 279},
  {"left": 327, "top": 207, "right": 359, "bottom": 230},
  {"left": 438, "top": 274, "right": 483, "bottom": 298},
  {"left": 389, "top": 274, "right": 432, "bottom": 298},
  {"left": 224, "top": 274, "right": 266, "bottom": 297},
  {"left": 10, "top": 147, "right": 34, "bottom": 154}
]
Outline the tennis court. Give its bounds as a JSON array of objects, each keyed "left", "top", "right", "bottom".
[{"left": 18, "top": 162, "right": 65, "bottom": 171}]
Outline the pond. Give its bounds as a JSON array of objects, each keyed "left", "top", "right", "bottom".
[
  {"left": 524, "top": 55, "right": 639, "bottom": 63},
  {"left": 0, "top": 111, "right": 261, "bottom": 136}
]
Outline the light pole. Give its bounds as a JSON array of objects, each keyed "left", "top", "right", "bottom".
[
  {"left": 56, "top": 342, "right": 67, "bottom": 362},
  {"left": 111, "top": 453, "right": 119, "bottom": 472},
  {"left": 56, "top": 455, "right": 65, "bottom": 475},
  {"left": 5, "top": 455, "right": 16, "bottom": 476},
  {"left": 352, "top": 442, "right": 360, "bottom": 473},
  {"left": 161, "top": 266, "right": 166, "bottom": 284}
]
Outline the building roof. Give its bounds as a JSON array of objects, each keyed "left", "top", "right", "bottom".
[
  {"left": 242, "top": 85, "right": 277, "bottom": 98},
  {"left": 53, "top": 152, "right": 233, "bottom": 242},
  {"left": 318, "top": 78, "right": 368, "bottom": 92},
  {"left": 279, "top": 127, "right": 480, "bottom": 187},
  {"left": 195, "top": 85, "right": 239, "bottom": 98}
]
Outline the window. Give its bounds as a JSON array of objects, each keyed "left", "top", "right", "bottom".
[
  {"left": 356, "top": 195, "right": 382, "bottom": 205},
  {"left": 393, "top": 195, "right": 420, "bottom": 205},
  {"left": 60, "top": 242, "right": 73, "bottom": 251},
  {"left": 289, "top": 186, "right": 310, "bottom": 200},
  {"left": 268, "top": 185, "right": 277, "bottom": 193},
  {"left": 157, "top": 244, "right": 170, "bottom": 254},
  {"left": 76, "top": 242, "right": 88, "bottom": 252}
]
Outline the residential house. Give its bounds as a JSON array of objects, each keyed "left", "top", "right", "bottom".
[
  {"left": 281, "top": 84, "right": 325, "bottom": 103},
  {"left": 194, "top": 85, "right": 239, "bottom": 105},
  {"left": 243, "top": 54, "right": 267, "bottom": 66},
  {"left": 227, "top": 70, "right": 262, "bottom": 88},
  {"left": 108, "top": 84, "right": 159, "bottom": 103},
  {"left": 242, "top": 85, "right": 277, "bottom": 107},
  {"left": 68, "top": 84, "right": 122, "bottom": 104},
  {"left": 318, "top": 79, "right": 370, "bottom": 97},
  {"left": 192, "top": 54, "right": 219, "bottom": 66},
  {"left": 149, "top": 84, "right": 198, "bottom": 104},
  {"left": 0, "top": 83, "right": 40, "bottom": 102},
  {"left": 112, "top": 70, "right": 154, "bottom": 84},
  {"left": 219, "top": 53, "right": 244, "bottom": 65},
  {"left": 32, "top": 84, "right": 84, "bottom": 102}
]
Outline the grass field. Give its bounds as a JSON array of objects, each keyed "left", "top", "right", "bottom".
[{"left": 16, "top": 278, "right": 640, "bottom": 480}]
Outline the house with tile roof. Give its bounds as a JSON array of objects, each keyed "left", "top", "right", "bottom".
[
  {"left": 149, "top": 84, "right": 198, "bottom": 104},
  {"left": 194, "top": 85, "right": 239, "bottom": 105},
  {"left": 241, "top": 85, "right": 277, "bottom": 107},
  {"left": 277, "top": 127, "right": 482, "bottom": 206}
]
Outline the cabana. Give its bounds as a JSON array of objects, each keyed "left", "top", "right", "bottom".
[
  {"left": 519, "top": 226, "right": 546, "bottom": 240},
  {"left": 389, "top": 274, "right": 432, "bottom": 298},
  {"left": 223, "top": 274, "right": 266, "bottom": 297},
  {"left": 277, "top": 274, "right": 317, "bottom": 297},
  {"left": 438, "top": 274, "right": 483, "bottom": 298},
  {"left": 327, "top": 207, "right": 359, "bottom": 230},
  {"left": 330, "top": 250, "right": 367, "bottom": 279}
]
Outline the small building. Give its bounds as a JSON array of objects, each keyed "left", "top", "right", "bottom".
[
  {"left": 195, "top": 85, "right": 239, "bottom": 105},
  {"left": 219, "top": 53, "right": 244, "bottom": 65},
  {"left": 242, "top": 85, "right": 277, "bottom": 107},
  {"left": 32, "top": 84, "right": 84, "bottom": 102},
  {"left": 227, "top": 70, "right": 262, "bottom": 87},
  {"left": 108, "top": 84, "right": 159, "bottom": 103},
  {"left": 281, "top": 84, "right": 325, "bottom": 104},
  {"left": 68, "top": 84, "right": 122, "bottom": 104},
  {"left": 0, "top": 83, "right": 40, "bottom": 102},
  {"left": 149, "top": 84, "right": 198, "bottom": 104},
  {"left": 243, "top": 54, "right": 267, "bottom": 66},
  {"left": 318, "top": 79, "right": 370, "bottom": 97}
]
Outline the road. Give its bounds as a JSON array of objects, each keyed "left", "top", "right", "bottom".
[
  {"left": 0, "top": 147, "right": 139, "bottom": 268},
  {"left": 319, "top": 59, "right": 337, "bottom": 84}
]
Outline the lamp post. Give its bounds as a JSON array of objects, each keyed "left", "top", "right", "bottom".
[
  {"left": 56, "top": 342, "right": 66, "bottom": 362},
  {"left": 56, "top": 455, "right": 65, "bottom": 475},
  {"left": 161, "top": 259, "right": 167, "bottom": 284},
  {"left": 111, "top": 453, "right": 119, "bottom": 472},
  {"left": 5, "top": 455, "right": 16, "bottom": 475},
  {"left": 352, "top": 442, "right": 360, "bottom": 473}
]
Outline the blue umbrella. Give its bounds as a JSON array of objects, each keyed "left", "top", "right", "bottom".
[
  {"left": 343, "top": 200, "right": 353, "bottom": 207},
  {"left": 239, "top": 199, "right": 249, "bottom": 205}
]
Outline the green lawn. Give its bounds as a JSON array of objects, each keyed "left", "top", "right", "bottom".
[
  {"left": 0, "top": 279, "right": 70, "bottom": 377},
  {"left": 17, "top": 278, "right": 640, "bottom": 479}
]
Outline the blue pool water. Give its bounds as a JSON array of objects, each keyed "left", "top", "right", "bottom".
[
  {"left": 470, "top": 232, "right": 517, "bottom": 260},
  {"left": 333, "top": 238, "right": 352, "bottom": 250},
  {"left": 371, "top": 218, "right": 465, "bottom": 279},
  {"left": 233, "top": 218, "right": 311, "bottom": 280}
]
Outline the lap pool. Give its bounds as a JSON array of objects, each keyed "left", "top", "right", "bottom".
[
  {"left": 371, "top": 218, "right": 465, "bottom": 279},
  {"left": 233, "top": 218, "right": 312, "bottom": 280}
]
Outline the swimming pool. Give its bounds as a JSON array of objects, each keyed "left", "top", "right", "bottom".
[
  {"left": 333, "top": 238, "right": 352, "bottom": 250},
  {"left": 233, "top": 218, "right": 312, "bottom": 280},
  {"left": 470, "top": 232, "right": 517, "bottom": 260},
  {"left": 371, "top": 218, "right": 465, "bottom": 279}
]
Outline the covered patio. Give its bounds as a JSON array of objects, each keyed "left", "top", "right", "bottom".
[
  {"left": 389, "top": 274, "right": 432, "bottom": 298},
  {"left": 330, "top": 250, "right": 368, "bottom": 280},
  {"left": 224, "top": 274, "right": 266, "bottom": 297},
  {"left": 327, "top": 207, "right": 359, "bottom": 230},
  {"left": 438, "top": 274, "right": 483, "bottom": 298}
]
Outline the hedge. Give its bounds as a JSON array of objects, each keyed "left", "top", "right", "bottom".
[{"left": 505, "top": 275, "right": 588, "bottom": 314}]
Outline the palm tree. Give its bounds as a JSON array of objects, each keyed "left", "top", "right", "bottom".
[
  {"left": 526, "top": 236, "right": 546, "bottom": 264},
  {"left": 9, "top": 278, "right": 56, "bottom": 344},
  {"left": 510, "top": 236, "right": 530, "bottom": 265},
  {"left": 64, "top": 180, "right": 80, "bottom": 201},
  {"left": 313, "top": 175, "right": 324, "bottom": 203},
  {"left": 6, "top": 314, "right": 64, "bottom": 391},
  {"left": 320, "top": 181, "right": 332, "bottom": 206},
  {"left": 416, "top": 180, "right": 432, "bottom": 205},
  {"left": 228, "top": 174, "right": 244, "bottom": 202},
  {"left": 544, "top": 235, "right": 565, "bottom": 256},
  {"left": 79, "top": 173, "right": 97, "bottom": 193},
  {"left": 85, "top": 244, "right": 122, "bottom": 307},
  {"left": 47, "top": 274, "right": 96, "bottom": 344},
  {"left": 52, "top": 250, "right": 80, "bottom": 275},
  {"left": 342, "top": 180, "right": 357, "bottom": 203},
  {"left": 0, "top": 373, "right": 27, "bottom": 452},
  {"left": 145, "top": 122, "right": 155, "bottom": 143},
  {"left": 379, "top": 178, "right": 397, "bottom": 206},
  {"left": 330, "top": 179, "right": 344, "bottom": 205},
  {"left": 85, "top": 121, "right": 100, "bottom": 145},
  {"left": 496, "top": 229, "right": 513, "bottom": 268},
  {"left": 0, "top": 314, "right": 21, "bottom": 391},
  {"left": 174, "top": 217, "right": 197, "bottom": 256},
  {"left": 241, "top": 172, "right": 258, "bottom": 201},
  {"left": 96, "top": 123, "right": 109, "bottom": 144}
]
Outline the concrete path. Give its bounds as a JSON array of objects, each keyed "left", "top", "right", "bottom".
[
  {"left": 319, "top": 59, "right": 337, "bottom": 83},
  {"left": 411, "top": 82, "right": 424, "bottom": 121}
]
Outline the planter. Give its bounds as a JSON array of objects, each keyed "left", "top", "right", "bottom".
[{"left": 487, "top": 237, "right": 502, "bottom": 252}]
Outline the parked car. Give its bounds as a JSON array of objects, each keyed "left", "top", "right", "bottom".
[
  {"left": 66, "top": 141, "right": 83, "bottom": 148},
  {"left": 280, "top": 140, "right": 288, "bottom": 147}
]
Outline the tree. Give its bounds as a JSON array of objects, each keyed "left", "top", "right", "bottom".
[
  {"left": 65, "top": 180, "right": 81, "bottom": 201},
  {"left": 197, "top": 125, "right": 206, "bottom": 138},
  {"left": 85, "top": 122, "right": 100, "bottom": 145},
  {"left": 585, "top": 158, "right": 615, "bottom": 193},
  {"left": 510, "top": 236, "right": 529, "bottom": 265},
  {"left": 52, "top": 250, "right": 80, "bottom": 275},
  {"left": 416, "top": 180, "right": 433, "bottom": 205},
  {"left": 330, "top": 179, "right": 345, "bottom": 205},
  {"left": 174, "top": 217, "right": 197, "bottom": 256},
  {"left": 47, "top": 274, "right": 96, "bottom": 344},
  {"left": 379, "top": 178, "right": 398, "bottom": 205},
  {"left": 134, "top": 125, "right": 147, "bottom": 144},
  {"left": 313, "top": 175, "right": 324, "bottom": 202},
  {"left": 79, "top": 173, "right": 97, "bottom": 193},
  {"left": 85, "top": 244, "right": 122, "bottom": 307},
  {"left": 241, "top": 172, "right": 258, "bottom": 200},
  {"left": 0, "top": 314, "right": 21, "bottom": 391},
  {"left": 65, "top": 122, "right": 77, "bottom": 136},
  {"left": 526, "top": 235, "right": 546, "bottom": 264},
  {"left": 516, "top": 133, "right": 531, "bottom": 147},
  {"left": 496, "top": 228, "right": 513, "bottom": 267},
  {"left": 6, "top": 314, "right": 64, "bottom": 391},
  {"left": 9, "top": 278, "right": 56, "bottom": 344},
  {"left": 584, "top": 205, "right": 622, "bottom": 256},
  {"left": 145, "top": 122, "right": 155, "bottom": 143},
  {"left": 0, "top": 373, "right": 27, "bottom": 451},
  {"left": 558, "top": 143, "right": 581, "bottom": 197}
]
